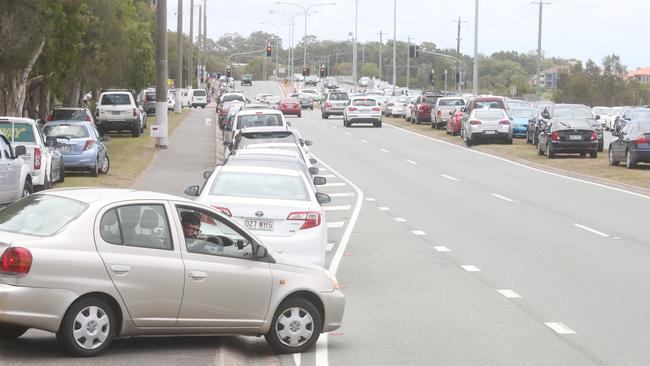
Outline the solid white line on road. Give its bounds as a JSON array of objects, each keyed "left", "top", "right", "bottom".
[
  {"left": 574, "top": 224, "right": 610, "bottom": 237},
  {"left": 327, "top": 221, "right": 345, "bottom": 228},
  {"left": 405, "top": 159, "right": 418, "bottom": 165},
  {"left": 545, "top": 322, "right": 577, "bottom": 334},
  {"left": 497, "top": 289, "right": 522, "bottom": 298},
  {"left": 324, "top": 205, "right": 352, "bottom": 212},
  {"left": 461, "top": 265, "right": 481, "bottom": 272},
  {"left": 394, "top": 217, "right": 407, "bottom": 222},
  {"left": 442, "top": 174, "right": 459, "bottom": 181},
  {"left": 321, "top": 174, "right": 336, "bottom": 178},
  {"left": 328, "top": 192, "right": 354, "bottom": 197},
  {"left": 294, "top": 352, "right": 302, "bottom": 366},
  {"left": 378, "top": 206, "right": 391, "bottom": 211},
  {"left": 361, "top": 139, "right": 368, "bottom": 143},
  {"left": 491, "top": 193, "right": 518, "bottom": 203},
  {"left": 313, "top": 154, "right": 364, "bottom": 366},
  {"left": 380, "top": 148, "right": 390, "bottom": 153},
  {"left": 433, "top": 246, "right": 450, "bottom": 252},
  {"left": 365, "top": 197, "right": 376, "bottom": 201},
  {"left": 345, "top": 132, "right": 352, "bottom": 136},
  {"left": 326, "top": 243, "right": 335, "bottom": 252},
  {"left": 323, "top": 182, "right": 347, "bottom": 187},
  {"left": 411, "top": 230, "right": 427, "bottom": 236}
]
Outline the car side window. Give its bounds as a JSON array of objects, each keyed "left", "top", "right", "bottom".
[
  {"left": 0, "top": 138, "right": 8, "bottom": 159},
  {"left": 176, "top": 206, "right": 254, "bottom": 260},
  {"left": 99, "top": 205, "right": 173, "bottom": 250}
]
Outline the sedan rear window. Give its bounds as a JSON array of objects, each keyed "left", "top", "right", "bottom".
[
  {"left": 474, "top": 109, "right": 506, "bottom": 119},
  {"left": 631, "top": 110, "right": 650, "bottom": 120},
  {"left": 352, "top": 99, "right": 377, "bottom": 106},
  {"left": 101, "top": 94, "right": 131, "bottom": 105},
  {"left": 51, "top": 109, "right": 88, "bottom": 121},
  {"left": 43, "top": 125, "right": 89, "bottom": 139},
  {"left": 422, "top": 96, "right": 438, "bottom": 105},
  {"left": 0, "top": 195, "right": 87, "bottom": 236},
  {"left": 328, "top": 93, "right": 349, "bottom": 101},
  {"left": 438, "top": 99, "right": 464, "bottom": 107},
  {"left": 222, "top": 94, "right": 245, "bottom": 103},
  {"left": 237, "top": 114, "right": 283, "bottom": 128},
  {"left": 193, "top": 90, "right": 207, "bottom": 96},
  {"left": 210, "top": 172, "right": 308, "bottom": 201},
  {"left": 0, "top": 122, "right": 36, "bottom": 143}
]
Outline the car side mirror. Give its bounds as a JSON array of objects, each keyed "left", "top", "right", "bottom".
[
  {"left": 309, "top": 158, "right": 317, "bottom": 165},
  {"left": 255, "top": 245, "right": 268, "bottom": 259},
  {"left": 287, "top": 122, "right": 292, "bottom": 127},
  {"left": 304, "top": 139, "right": 313, "bottom": 146},
  {"left": 460, "top": 107, "right": 465, "bottom": 112},
  {"left": 313, "top": 176, "right": 327, "bottom": 185},
  {"left": 45, "top": 136, "right": 57, "bottom": 147},
  {"left": 184, "top": 185, "right": 200, "bottom": 197},
  {"left": 14, "top": 145, "right": 26, "bottom": 158},
  {"left": 202, "top": 170, "right": 213, "bottom": 180},
  {"left": 308, "top": 166, "right": 319, "bottom": 175},
  {"left": 316, "top": 192, "right": 331, "bottom": 205},
  {"left": 595, "top": 114, "right": 600, "bottom": 120}
]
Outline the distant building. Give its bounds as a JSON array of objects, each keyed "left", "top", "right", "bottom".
[
  {"left": 530, "top": 66, "right": 570, "bottom": 89},
  {"left": 627, "top": 67, "right": 650, "bottom": 84}
]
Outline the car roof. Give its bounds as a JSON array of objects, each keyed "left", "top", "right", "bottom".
[
  {"left": 242, "top": 104, "right": 273, "bottom": 109},
  {"left": 0, "top": 117, "right": 37, "bottom": 125},
  {"left": 240, "top": 126, "right": 291, "bottom": 134},
  {"left": 227, "top": 157, "right": 307, "bottom": 172},
  {"left": 41, "top": 188, "right": 190, "bottom": 204},
  {"left": 236, "top": 109, "right": 283, "bottom": 116},
  {"left": 43, "top": 120, "right": 92, "bottom": 126},
  {"left": 220, "top": 165, "right": 301, "bottom": 177},
  {"left": 234, "top": 148, "right": 301, "bottom": 159}
]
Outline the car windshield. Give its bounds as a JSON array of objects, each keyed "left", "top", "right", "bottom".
[
  {"left": 352, "top": 99, "right": 377, "bottom": 106},
  {"left": 553, "top": 106, "right": 594, "bottom": 119},
  {"left": 193, "top": 90, "right": 206, "bottom": 96},
  {"left": 237, "top": 114, "right": 283, "bottom": 128},
  {"left": 101, "top": 93, "right": 131, "bottom": 105},
  {"left": 630, "top": 110, "right": 650, "bottom": 120},
  {"left": 223, "top": 94, "right": 245, "bottom": 102},
  {"left": 474, "top": 109, "right": 506, "bottom": 119},
  {"left": 553, "top": 119, "right": 592, "bottom": 129},
  {"left": 422, "top": 96, "right": 438, "bottom": 105},
  {"left": 438, "top": 99, "right": 464, "bottom": 107},
  {"left": 329, "top": 93, "right": 349, "bottom": 101},
  {"left": 0, "top": 121, "right": 36, "bottom": 143},
  {"left": 510, "top": 108, "right": 536, "bottom": 118},
  {"left": 0, "top": 195, "right": 88, "bottom": 236},
  {"left": 210, "top": 172, "right": 309, "bottom": 201},
  {"left": 43, "top": 124, "right": 89, "bottom": 139},
  {"left": 239, "top": 133, "right": 296, "bottom": 148},
  {"left": 51, "top": 109, "right": 88, "bottom": 121}
]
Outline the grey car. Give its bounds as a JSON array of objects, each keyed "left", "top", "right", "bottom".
[
  {"left": 321, "top": 91, "right": 349, "bottom": 119},
  {"left": 463, "top": 108, "right": 513, "bottom": 146},
  {"left": 0, "top": 188, "right": 344, "bottom": 357}
]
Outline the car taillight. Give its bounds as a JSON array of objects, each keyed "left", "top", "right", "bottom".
[
  {"left": 0, "top": 247, "right": 33, "bottom": 275},
  {"left": 86, "top": 113, "right": 92, "bottom": 122},
  {"left": 325, "top": 102, "right": 332, "bottom": 108},
  {"left": 372, "top": 107, "right": 381, "bottom": 111},
  {"left": 212, "top": 206, "right": 232, "bottom": 216},
  {"left": 348, "top": 106, "right": 357, "bottom": 111},
  {"left": 34, "top": 147, "right": 41, "bottom": 170},
  {"left": 95, "top": 108, "right": 100, "bottom": 117},
  {"left": 552, "top": 131, "right": 559, "bottom": 141},
  {"left": 82, "top": 139, "right": 94, "bottom": 151},
  {"left": 591, "top": 132, "right": 598, "bottom": 141},
  {"left": 287, "top": 211, "right": 321, "bottom": 230},
  {"left": 636, "top": 136, "right": 649, "bottom": 144},
  {"left": 133, "top": 108, "right": 137, "bottom": 117},
  {"left": 47, "top": 114, "right": 53, "bottom": 122},
  {"left": 469, "top": 119, "right": 481, "bottom": 125},
  {"left": 499, "top": 119, "right": 510, "bottom": 125}
]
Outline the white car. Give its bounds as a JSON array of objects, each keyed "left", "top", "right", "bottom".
[
  {"left": 0, "top": 133, "right": 32, "bottom": 204},
  {"left": 193, "top": 165, "right": 330, "bottom": 266},
  {"left": 228, "top": 110, "right": 288, "bottom": 145},
  {"left": 592, "top": 106, "right": 611, "bottom": 128},
  {"left": 255, "top": 94, "right": 274, "bottom": 103},
  {"left": 96, "top": 90, "right": 142, "bottom": 137},
  {"left": 189, "top": 89, "right": 208, "bottom": 108},
  {"left": 300, "top": 89, "right": 319, "bottom": 98},
  {"left": 244, "top": 142, "right": 317, "bottom": 169},
  {"left": 343, "top": 96, "right": 382, "bottom": 128},
  {"left": 167, "top": 93, "right": 176, "bottom": 110},
  {"left": 386, "top": 96, "right": 409, "bottom": 117},
  {"left": 293, "top": 73, "right": 305, "bottom": 82}
]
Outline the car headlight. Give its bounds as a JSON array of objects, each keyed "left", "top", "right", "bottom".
[{"left": 324, "top": 270, "right": 340, "bottom": 289}]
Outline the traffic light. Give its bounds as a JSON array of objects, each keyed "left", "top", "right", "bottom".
[
  {"left": 302, "top": 67, "right": 310, "bottom": 77},
  {"left": 225, "top": 67, "right": 231, "bottom": 78},
  {"left": 266, "top": 43, "right": 272, "bottom": 57},
  {"left": 320, "top": 67, "right": 325, "bottom": 77},
  {"left": 429, "top": 69, "right": 435, "bottom": 84},
  {"left": 409, "top": 45, "right": 419, "bottom": 58}
]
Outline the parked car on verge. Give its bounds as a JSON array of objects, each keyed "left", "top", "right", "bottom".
[
  {"left": 343, "top": 96, "right": 382, "bottom": 128},
  {"left": 228, "top": 110, "right": 288, "bottom": 144},
  {"left": 592, "top": 106, "right": 612, "bottom": 128},
  {"left": 95, "top": 90, "right": 142, "bottom": 137},
  {"left": 140, "top": 89, "right": 156, "bottom": 114},
  {"left": 431, "top": 97, "right": 465, "bottom": 129},
  {"left": 48, "top": 106, "right": 94, "bottom": 124},
  {"left": 445, "top": 110, "right": 464, "bottom": 136},
  {"left": 609, "top": 119, "right": 650, "bottom": 168},
  {"left": 614, "top": 107, "right": 650, "bottom": 135},
  {"left": 190, "top": 89, "right": 208, "bottom": 108},
  {"left": 385, "top": 96, "right": 409, "bottom": 117},
  {"left": 0, "top": 117, "right": 64, "bottom": 189},
  {"left": 409, "top": 93, "right": 442, "bottom": 125},
  {"left": 278, "top": 97, "right": 302, "bottom": 117},
  {"left": 536, "top": 104, "right": 603, "bottom": 151},
  {"left": 0, "top": 188, "right": 344, "bottom": 356},
  {"left": 321, "top": 91, "right": 349, "bottom": 119},
  {"left": 536, "top": 115, "right": 598, "bottom": 158},
  {"left": 304, "top": 75, "right": 319, "bottom": 86},
  {"left": 508, "top": 107, "right": 536, "bottom": 138},
  {"left": 43, "top": 121, "right": 109, "bottom": 177},
  {"left": 463, "top": 108, "right": 513, "bottom": 146},
  {"left": 0, "top": 133, "right": 31, "bottom": 204}
]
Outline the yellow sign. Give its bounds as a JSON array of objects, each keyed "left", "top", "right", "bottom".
[{"left": 167, "top": 79, "right": 175, "bottom": 87}]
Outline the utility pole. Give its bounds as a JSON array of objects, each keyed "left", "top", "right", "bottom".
[
  {"left": 472, "top": 0, "right": 479, "bottom": 95},
  {"left": 406, "top": 35, "right": 411, "bottom": 89},
  {"left": 155, "top": 0, "right": 168, "bottom": 148},
  {"left": 378, "top": 30, "right": 383, "bottom": 81},
  {"left": 188, "top": 0, "right": 194, "bottom": 88},
  {"left": 174, "top": 0, "right": 182, "bottom": 113},
  {"left": 533, "top": 0, "right": 551, "bottom": 101},
  {"left": 202, "top": 0, "right": 207, "bottom": 87},
  {"left": 455, "top": 17, "right": 466, "bottom": 94},
  {"left": 391, "top": 0, "right": 396, "bottom": 96},
  {"left": 197, "top": 5, "right": 202, "bottom": 86}
]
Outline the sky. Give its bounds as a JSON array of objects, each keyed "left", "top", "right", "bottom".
[{"left": 167, "top": 0, "right": 648, "bottom": 71}]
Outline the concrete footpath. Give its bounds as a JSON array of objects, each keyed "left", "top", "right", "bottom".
[{"left": 132, "top": 106, "right": 217, "bottom": 195}]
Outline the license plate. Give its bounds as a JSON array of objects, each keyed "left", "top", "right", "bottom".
[
  {"left": 569, "top": 135, "right": 582, "bottom": 140},
  {"left": 244, "top": 218, "right": 274, "bottom": 231},
  {"left": 111, "top": 111, "right": 121, "bottom": 115},
  {"left": 58, "top": 145, "right": 71, "bottom": 152},
  {"left": 484, "top": 130, "right": 496, "bottom": 135}
]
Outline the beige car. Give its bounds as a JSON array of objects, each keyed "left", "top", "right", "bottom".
[{"left": 0, "top": 188, "right": 344, "bottom": 357}]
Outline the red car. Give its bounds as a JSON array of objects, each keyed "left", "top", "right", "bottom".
[
  {"left": 218, "top": 101, "right": 244, "bottom": 129},
  {"left": 408, "top": 93, "right": 442, "bottom": 124},
  {"left": 446, "top": 110, "right": 463, "bottom": 135},
  {"left": 278, "top": 97, "right": 302, "bottom": 117}
]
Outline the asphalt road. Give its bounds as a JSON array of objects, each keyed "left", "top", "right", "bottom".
[{"left": 3, "top": 81, "right": 649, "bottom": 365}]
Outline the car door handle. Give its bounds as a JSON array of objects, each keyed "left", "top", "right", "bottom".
[
  {"left": 110, "top": 265, "right": 130, "bottom": 275},
  {"left": 188, "top": 271, "right": 207, "bottom": 280}
]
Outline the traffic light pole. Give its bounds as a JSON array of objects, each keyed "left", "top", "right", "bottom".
[{"left": 155, "top": 0, "right": 169, "bottom": 149}]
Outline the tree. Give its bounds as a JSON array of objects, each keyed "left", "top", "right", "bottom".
[{"left": 360, "top": 63, "right": 379, "bottom": 78}]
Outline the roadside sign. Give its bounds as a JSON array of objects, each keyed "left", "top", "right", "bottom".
[{"left": 150, "top": 124, "right": 168, "bottom": 138}]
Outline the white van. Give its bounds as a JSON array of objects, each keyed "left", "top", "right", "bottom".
[{"left": 190, "top": 89, "right": 208, "bottom": 108}]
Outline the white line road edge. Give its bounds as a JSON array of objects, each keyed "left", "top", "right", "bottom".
[
  {"left": 545, "top": 322, "right": 577, "bottom": 334},
  {"left": 313, "top": 153, "right": 364, "bottom": 366},
  {"left": 441, "top": 174, "right": 459, "bottom": 181},
  {"left": 384, "top": 122, "right": 650, "bottom": 200},
  {"left": 491, "top": 193, "right": 518, "bottom": 203},
  {"left": 573, "top": 223, "right": 610, "bottom": 237}
]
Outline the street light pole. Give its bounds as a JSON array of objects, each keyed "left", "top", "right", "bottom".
[
  {"left": 202, "top": 0, "right": 206, "bottom": 87},
  {"left": 392, "top": 0, "right": 396, "bottom": 96},
  {"left": 352, "top": 0, "right": 359, "bottom": 92},
  {"left": 406, "top": 35, "right": 411, "bottom": 89},
  {"left": 155, "top": 0, "right": 168, "bottom": 148},
  {"left": 472, "top": 0, "right": 479, "bottom": 95},
  {"left": 533, "top": 1, "right": 551, "bottom": 101},
  {"left": 175, "top": 0, "right": 183, "bottom": 113}
]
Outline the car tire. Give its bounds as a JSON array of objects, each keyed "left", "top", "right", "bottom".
[
  {"left": 21, "top": 180, "right": 33, "bottom": 198},
  {"left": 298, "top": 113, "right": 302, "bottom": 118},
  {"left": 590, "top": 150, "right": 598, "bottom": 159},
  {"left": 90, "top": 158, "right": 99, "bottom": 177},
  {"left": 264, "top": 298, "right": 322, "bottom": 354},
  {"left": 131, "top": 124, "right": 141, "bottom": 138},
  {"left": 547, "top": 143, "right": 555, "bottom": 158},
  {"left": 321, "top": 113, "right": 328, "bottom": 119},
  {"left": 608, "top": 147, "right": 619, "bottom": 166},
  {"left": 431, "top": 122, "right": 436, "bottom": 129},
  {"left": 464, "top": 134, "right": 472, "bottom": 147},
  {"left": 99, "top": 155, "right": 110, "bottom": 174},
  {"left": 626, "top": 149, "right": 636, "bottom": 168},
  {"left": 58, "top": 161, "right": 65, "bottom": 183},
  {"left": 598, "top": 141, "right": 604, "bottom": 152},
  {"left": 537, "top": 140, "right": 544, "bottom": 155},
  {"left": 506, "top": 137, "right": 513, "bottom": 145},
  {"left": 57, "top": 297, "right": 116, "bottom": 357},
  {"left": 0, "top": 324, "right": 28, "bottom": 340}
]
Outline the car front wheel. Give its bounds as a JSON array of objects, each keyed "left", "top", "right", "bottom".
[
  {"left": 608, "top": 147, "right": 619, "bottom": 166},
  {"left": 99, "top": 155, "right": 110, "bottom": 174},
  {"left": 57, "top": 297, "right": 116, "bottom": 357},
  {"left": 626, "top": 149, "right": 636, "bottom": 168},
  {"left": 265, "top": 298, "right": 322, "bottom": 354}
]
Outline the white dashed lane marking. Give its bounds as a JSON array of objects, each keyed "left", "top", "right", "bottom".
[
  {"left": 361, "top": 139, "right": 368, "bottom": 143},
  {"left": 574, "top": 223, "right": 609, "bottom": 237},
  {"left": 323, "top": 205, "right": 352, "bottom": 212},
  {"left": 393, "top": 217, "right": 407, "bottom": 222},
  {"left": 433, "top": 246, "right": 450, "bottom": 252},
  {"left": 441, "top": 174, "right": 459, "bottom": 181},
  {"left": 491, "top": 193, "right": 518, "bottom": 203},
  {"left": 378, "top": 206, "right": 391, "bottom": 211},
  {"left": 365, "top": 197, "right": 377, "bottom": 202},
  {"left": 411, "top": 230, "right": 427, "bottom": 236},
  {"left": 380, "top": 148, "right": 390, "bottom": 153},
  {"left": 461, "top": 265, "right": 481, "bottom": 272},
  {"left": 345, "top": 132, "right": 352, "bottom": 136},
  {"left": 327, "top": 221, "right": 345, "bottom": 228},
  {"left": 405, "top": 159, "right": 418, "bottom": 165},
  {"left": 545, "top": 322, "right": 577, "bottom": 334},
  {"left": 497, "top": 289, "right": 522, "bottom": 298}
]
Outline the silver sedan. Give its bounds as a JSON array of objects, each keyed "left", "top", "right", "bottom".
[
  {"left": 463, "top": 108, "right": 513, "bottom": 146},
  {"left": 0, "top": 188, "right": 344, "bottom": 357}
]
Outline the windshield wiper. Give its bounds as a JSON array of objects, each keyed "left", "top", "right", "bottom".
[
  {"left": 51, "top": 135, "right": 71, "bottom": 140},
  {"left": 559, "top": 122, "right": 571, "bottom": 129}
]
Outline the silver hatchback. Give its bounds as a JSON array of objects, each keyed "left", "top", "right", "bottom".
[
  {"left": 0, "top": 189, "right": 344, "bottom": 357},
  {"left": 463, "top": 108, "right": 513, "bottom": 146}
]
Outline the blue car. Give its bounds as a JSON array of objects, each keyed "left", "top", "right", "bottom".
[
  {"left": 508, "top": 107, "right": 536, "bottom": 138},
  {"left": 43, "top": 120, "right": 109, "bottom": 177}
]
